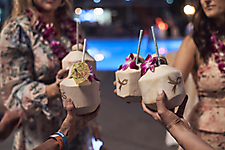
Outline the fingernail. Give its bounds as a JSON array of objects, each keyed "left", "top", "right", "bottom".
[
  {"left": 66, "top": 67, "right": 70, "bottom": 70},
  {"left": 158, "top": 89, "right": 163, "bottom": 95},
  {"left": 67, "top": 98, "right": 72, "bottom": 103}
]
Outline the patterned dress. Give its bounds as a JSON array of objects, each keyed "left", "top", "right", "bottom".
[
  {"left": 0, "top": 16, "right": 92, "bottom": 150},
  {"left": 188, "top": 55, "right": 225, "bottom": 150}
]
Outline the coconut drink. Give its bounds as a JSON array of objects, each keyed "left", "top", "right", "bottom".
[
  {"left": 138, "top": 60, "right": 186, "bottom": 110},
  {"left": 115, "top": 30, "right": 145, "bottom": 102},
  {"left": 115, "top": 53, "right": 144, "bottom": 102},
  {"left": 60, "top": 39, "right": 100, "bottom": 115},
  {"left": 138, "top": 26, "right": 186, "bottom": 110},
  {"left": 62, "top": 43, "right": 97, "bottom": 75},
  {"left": 62, "top": 21, "right": 97, "bottom": 74}
]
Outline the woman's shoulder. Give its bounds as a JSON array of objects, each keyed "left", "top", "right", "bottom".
[
  {"left": 178, "top": 34, "right": 199, "bottom": 55},
  {"left": 1, "top": 16, "right": 31, "bottom": 34},
  {"left": 0, "top": 16, "right": 33, "bottom": 42},
  {"left": 182, "top": 34, "right": 196, "bottom": 47}
]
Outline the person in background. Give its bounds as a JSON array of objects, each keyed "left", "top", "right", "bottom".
[
  {"left": 141, "top": 90, "right": 214, "bottom": 150},
  {"left": 0, "top": 0, "right": 100, "bottom": 149},
  {"left": 173, "top": 0, "right": 225, "bottom": 149}
]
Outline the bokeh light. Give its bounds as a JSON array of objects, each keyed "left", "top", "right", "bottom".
[
  {"left": 184, "top": 5, "right": 196, "bottom": 15},
  {"left": 75, "top": 8, "right": 82, "bottom": 15},
  {"left": 159, "top": 47, "right": 168, "bottom": 55},
  {"left": 95, "top": 54, "right": 104, "bottom": 61},
  {"left": 93, "top": 0, "right": 101, "bottom": 3},
  {"left": 94, "top": 8, "right": 104, "bottom": 15},
  {"left": 155, "top": 17, "right": 162, "bottom": 24},
  {"left": 158, "top": 22, "right": 169, "bottom": 31},
  {"left": 166, "top": 0, "right": 173, "bottom": 4}
]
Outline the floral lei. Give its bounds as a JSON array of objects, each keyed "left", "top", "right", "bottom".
[
  {"left": 210, "top": 32, "right": 225, "bottom": 73},
  {"left": 26, "top": 10, "right": 99, "bottom": 82},
  {"left": 118, "top": 53, "right": 158, "bottom": 76},
  {"left": 27, "top": 10, "right": 81, "bottom": 60}
]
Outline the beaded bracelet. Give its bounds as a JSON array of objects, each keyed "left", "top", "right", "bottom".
[{"left": 50, "top": 132, "right": 68, "bottom": 150}]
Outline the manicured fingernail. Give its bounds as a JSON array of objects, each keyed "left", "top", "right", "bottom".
[
  {"left": 66, "top": 67, "right": 70, "bottom": 70},
  {"left": 158, "top": 89, "right": 163, "bottom": 94},
  {"left": 66, "top": 98, "right": 71, "bottom": 104},
  {"left": 67, "top": 98, "right": 72, "bottom": 102}
]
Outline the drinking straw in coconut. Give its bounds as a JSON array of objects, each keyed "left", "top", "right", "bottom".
[
  {"left": 76, "top": 21, "right": 79, "bottom": 51},
  {"left": 136, "top": 29, "right": 143, "bottom": 64},
  {"left": 82, "top": 39, "right": 87, "bottom": 62},
  {"left": 151, "top": 26, "right": 160, "bottom": 65}
]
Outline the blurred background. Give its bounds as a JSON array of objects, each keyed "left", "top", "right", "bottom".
[
  {"left": 0, "top": 0, "right": 197, "bottom": 150},
  {"left": 0, "top": 0, "right": 196, "bottom": 70}
]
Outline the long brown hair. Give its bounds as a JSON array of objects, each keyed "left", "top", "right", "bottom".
[
  {"left": 192, "top": 1, "right": 217, "bottom": 62},
  {"left": 3, "top": 0, "right": 72, "bottom": 29}
]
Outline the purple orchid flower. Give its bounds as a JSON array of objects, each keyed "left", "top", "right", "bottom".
[
  {"left": 218, "top": 41, "right": 225, "bottom": 52},
  {"left": 118, "top": 53, "right": 139, "bottom": 71},
  {"left": 210, "top": 35, "right": 216, "bottom": 42},
  {"left": 27, "top": 10, "right": 79, "bottom": 60},
  {"left": 88, "top": 66, "right": 100, "bottom": 82},
  {"left": 218, "top": 62, "right": 225, "bottom": 73},
  {"left": 140, "top": 54, "right": 158, "bottom": 75},
  {"left": 210, "top": 44, "right": 217, "bottom": 52},
  {"left": 208, "top": 32, "right": 225, "bottom": 73}
]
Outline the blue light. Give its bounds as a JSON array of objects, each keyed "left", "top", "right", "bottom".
[
  {"left": 166, "top": 0, "right": 173, "bottom": 4},
  {"left": 87, "top": 37, "right": 183, "bottom": 70},
  {"left": 93, "top": 0, "right": 101, "bottom": 3},
  {"left": 79, "top": 9, "right": 95, "bottom": 23},
  {"left": 92, "top": 137, "right": 103, "bottom": 150}
]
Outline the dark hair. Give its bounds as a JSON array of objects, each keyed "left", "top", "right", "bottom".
[{"left": 192, "top": 1, "right": 216, "bottom": 62}]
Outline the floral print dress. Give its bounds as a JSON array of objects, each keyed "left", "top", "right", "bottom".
[
  {"left": 188, "top": 49, "right": 225, "bottom": 149},
  {"left": 0, "top": 16, "right": 92, "bottom": 150}
]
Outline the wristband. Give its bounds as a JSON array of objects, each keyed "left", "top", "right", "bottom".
[
  {"left": 49, "top": 134, "right": 64, "bottom": 150},
  {"left": 166, "top": 118, "right": 182, "bottom": 130},
  {"left": 55, "top": 132, "right": 68, "bottom": 150}
]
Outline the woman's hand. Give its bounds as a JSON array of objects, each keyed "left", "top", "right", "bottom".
[
  {"left": 46, "top": 68, "right": 69, "bottom": 100},
  {"left": 55, "top": 68, "right": 70, "bottom": 86},
  {"left": 58, "top": 98, "right": 100, "bottom": 143},
  {"left": 113, "top": 80, "right": 117, "bottom": 94},
  {"left": 141, "top": 90, "right": 189, "bottom": 130}
]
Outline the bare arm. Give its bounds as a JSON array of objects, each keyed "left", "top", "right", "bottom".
[
  {"left": 141, "top": 91, "right": 214, "bottom": 150},
  {"left": 173, "top": 35, "right": 198, "bottom": 81},
  {"left": 0, "top": 109, "right": 23, "bottom": 140},
  {"left": 33, "top": 98, "right": 100, "bottom": 150},
  {"left": 32, "top": 139, "right": 59, "bottom": 150},
  {"left": 168, "top": 123, "right": 214, "bottom": 150}
]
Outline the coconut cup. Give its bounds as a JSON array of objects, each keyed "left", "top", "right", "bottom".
[
  {"left": 116, "top": 67, "right": 142, "bottom": 102},
  {"left": 62, "top": 44, "right": 97, "bottom": 74},
  {"left": 115, "top": 53, "right": 144, "bottom": 102},
  {"left": 138, "top": 65, "right": 186, "bottom": 110},
  {"left": 60, "top": 62, "right": 100, "bottom": 115}
]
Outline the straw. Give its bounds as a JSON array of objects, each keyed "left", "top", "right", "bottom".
[
  {"left": 76, "top": 21, "right": 79, "bottom": 51},
  {"left": 151, "top": 26, "right": 160, "bottom": 65},
  {"left": 82, "top": 39, "right": 87, "bottom": 62},
  {"left": 136, "top": 29, "right": 143, "bottom": 64}
]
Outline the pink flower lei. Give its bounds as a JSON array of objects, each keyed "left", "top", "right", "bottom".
[
  {"left": 27, "top": 10, "right": 82, "bottom": 60},
  {"left": 210, "top": 32, "right": 225, "bottom": 73}
]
